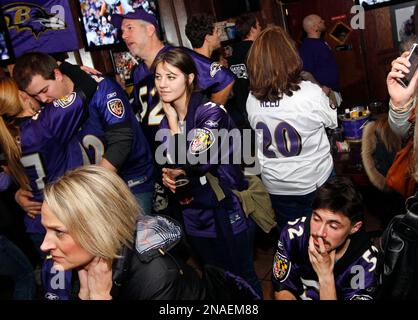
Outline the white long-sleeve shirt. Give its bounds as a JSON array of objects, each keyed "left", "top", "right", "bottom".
[{"left": 246, "top": 81, "right": 337, "bottom": 195}]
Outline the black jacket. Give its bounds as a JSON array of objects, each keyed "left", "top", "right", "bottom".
[
  {"left": 110, "top": 215, "right": 205, "bottom": 300},
  {"left": 378, "top": 194, "right": 418, "bottom": 300}
]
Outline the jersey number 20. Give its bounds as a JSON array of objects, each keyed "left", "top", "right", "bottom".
[{"left": 256, "top": 121, "right": 302, "bottom": 158}]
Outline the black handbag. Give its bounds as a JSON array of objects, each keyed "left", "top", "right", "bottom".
[{"left": 378, "top": 192, "right": 418, "bottom": 299}]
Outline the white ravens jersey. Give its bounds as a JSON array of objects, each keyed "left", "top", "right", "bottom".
[{"left": 246, "top": 81, "right": 337, "bottom": 195}]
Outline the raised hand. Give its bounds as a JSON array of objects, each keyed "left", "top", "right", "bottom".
[
  {"left": 14, "top": 188, "right": 42, "bottom": 219},
  {"left": 387, "top": 51, "right": 418, "bottom": 108}
]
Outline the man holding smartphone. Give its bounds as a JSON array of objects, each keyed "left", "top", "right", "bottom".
[{"left": 273, "top": 177, "right": 379, "bottom": 300}]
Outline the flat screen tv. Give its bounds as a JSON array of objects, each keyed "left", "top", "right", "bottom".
[
  {"left": 76, "top": 0, "right": 161, "bottom": 51},
  {"left": 355, "top": 0, "right": 412, "bottom": 10},
  {"left": 0, "top": 9, "right": 14, "bottom": 65},
  {"left": 213, "top": 0, "right": 260, "bottom": 20}
]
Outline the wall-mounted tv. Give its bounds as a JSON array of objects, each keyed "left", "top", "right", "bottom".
[
  {"left": 0, "top": 9, "right": 14, "bottom": 65},
  {"left": 355, "top": 0, "right": 411, "bottom": 11},
  {"left": 213, "top": 0, "right": 260, "bottom": 21},
  {"left": 76, "top": 0, "right": 161, "bottom": 51}
]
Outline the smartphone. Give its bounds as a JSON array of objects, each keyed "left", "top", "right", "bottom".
[{"left": 397, "top": 43, "right": 418, "bottom": 88}]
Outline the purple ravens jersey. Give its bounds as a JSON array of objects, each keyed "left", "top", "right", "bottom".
[
  {"left": 78, "top": 76, "right": 154, "bottom": 194},
  {"left": 272, "top": 217, "right": 379, "bottom": 300},
  {"left": 19, "top": 91, "right": 87, "bottom": 234},
  {"left": 132, "top": 45, "right": 235, "bottom": 152},
  {"left": 41, "top": 257, "right": 72, "bottom": 300},
  {"left": 159, "top": 93, "right": 250, "bottom": 237}
]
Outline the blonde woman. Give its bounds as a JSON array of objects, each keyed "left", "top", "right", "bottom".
[
  {"left": 40, "top": 165, "right": 204, "bottom": 300},
  {"left": 0, "top": 76, "right": 89, "bottom": 248}
]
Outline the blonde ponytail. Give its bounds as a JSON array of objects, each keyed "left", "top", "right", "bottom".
[{"left": 0, "top": 77, "right": 30, "bottom": 189}]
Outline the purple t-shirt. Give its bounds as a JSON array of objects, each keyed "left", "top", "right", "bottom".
[
  {"left": 299, "top": 38, "right": 340, "bottom": 92},
  {"left": 272, "top": 216, "right": 379, "bottom": 300}
]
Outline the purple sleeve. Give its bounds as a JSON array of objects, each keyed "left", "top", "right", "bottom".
[
  {"left": 272, "top": 223, "right": 303, "bottom": 296},
  {"left": 186, "top": 48, "right": 235, "bottom": 92},
  {"left": 43, "top": 91, "right": 87, "bottom": 144},
  {"left": 185, "top": 102, "right": 228, "bottom": 176},
  {"left": 93, "top": 79, "right": 132, "bottom": 126}
]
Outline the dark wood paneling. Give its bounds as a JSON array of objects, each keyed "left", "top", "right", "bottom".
[
  {"left": 260, "top": 0, "right": 284, "bottom": 27},
  {"left": 284, "top": 0, "right": 399, "bottom": 106},
  {"left": 363, "top": 8, "right": 398, "bottom": 103},
  {"left": 285, "top": 0, "right": 370, "bottom": 107},
  {"left": 90, "top": 50, "right": 114, "bottom": 75},
  {"left": 183, "top": 0, "right": 215, "bottom": 17},
  {"left": 183, "top": 0, "right": 281, "bottom": 26}
]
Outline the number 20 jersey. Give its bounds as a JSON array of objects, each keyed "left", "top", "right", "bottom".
[
  {"left": 272, "top": 217, "right": 379, "bottom": 300},
  {"left": 246, "top": 81, "right": 337, "bottom": 196}
]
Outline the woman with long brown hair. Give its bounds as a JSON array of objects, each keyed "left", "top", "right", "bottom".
[
  {"left": 246, "top": 26, "right": 338, "bottom": 230},
  {"left": 155, "top": 48, "right": 262, "bottom": 297}
]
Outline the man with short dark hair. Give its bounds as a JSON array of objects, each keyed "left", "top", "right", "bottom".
[
  {"left": 273, "top": 177, "right": 379, "bottom": 300},
  {"left": 13, "top": 52, "right": 155, "bottom": 214},
  {"left": 227, "top": 13, "right": 261, "bottom": 129},
  {"left": 185, "top": 13, "right": 221, "bottom": 59}
]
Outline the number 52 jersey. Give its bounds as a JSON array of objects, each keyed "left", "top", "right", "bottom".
[{"left": 272, "top": 216, "right": 379, "bottom": 300}]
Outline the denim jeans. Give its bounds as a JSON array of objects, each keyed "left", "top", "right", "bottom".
[
  {"left": 270, "top": 170, "right": 336, "bottom": 232},
  {"left": 0, "top": 235, "right": 36, "bottom": 300},
  {"left": 270, "top": 191, "right": 317, "bottom": 233}
]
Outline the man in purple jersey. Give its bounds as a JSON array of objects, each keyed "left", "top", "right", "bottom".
[
  {"left": 0, "top": 76, "right": 92, "bottom": 300},
  {"left": 273, "top": 177, "right": 379, "bottom": 300},
  {"left": 299, "top": 14, "right": 342, "bottom": 107},
  {"left": 110, "top": 8, "right": 235, "bottom": 149},
  {"left": 185, "top": 13, "right": 221, "bottom": 59},
  {"left": 13, "top": 52, "right": 154, "bottom": 215}
]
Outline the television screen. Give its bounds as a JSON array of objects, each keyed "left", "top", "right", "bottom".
[
  {"left": 213, "top": 0, "right": 260, "bottom": 20},
  {"left": 0, "top": 9, "right": 14, "bottom": 65},
  {"left": 77, "top": 0, "right": 161, "bottom": 51},
  {"left": 355, "top": 0, "right": 411, "bottom": 10}
]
